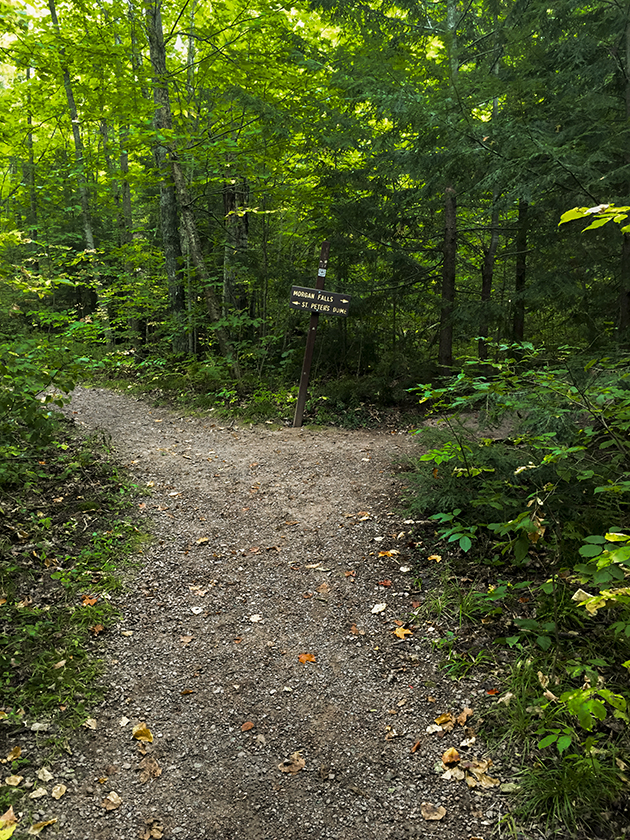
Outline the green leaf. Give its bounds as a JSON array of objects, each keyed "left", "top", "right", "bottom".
[
  {"left": 537, "top": 733, "right": 557, "bottom": 749},
  {"left": 579, "top": 544, "right": 603, "bottom": 558},
  {"left": 557, "top": 734, "right": 572, "bottom": 754},
  {"left": 537, "top": 635, "right": 552, "bottom": 650}
]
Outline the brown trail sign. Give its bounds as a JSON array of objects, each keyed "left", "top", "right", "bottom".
[{"left": 291, "top": 243, "right": 351, "bottom": 427}]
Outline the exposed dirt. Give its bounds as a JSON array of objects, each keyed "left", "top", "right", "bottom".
[{"left": 7, "top": 387, "right": 513, "bottom": 840}]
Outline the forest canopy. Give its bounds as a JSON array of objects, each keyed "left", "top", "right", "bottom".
[{"left": 0, "top": 0, "right": 628, "bottom": 382}]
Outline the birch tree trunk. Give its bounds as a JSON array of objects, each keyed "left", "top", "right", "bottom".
[
  {"left": 145, "top": 1, "right": 240, "bottom": 379},
  {"left": 47, "top": 0, "right": 113, "bottom": 347},
  {"left": 145, "top": 0, "right": 187, "bottom": 354}
]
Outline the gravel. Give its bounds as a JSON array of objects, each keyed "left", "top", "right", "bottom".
[{"left": 4, "top": 387, "right": 507, "bottom": 840}]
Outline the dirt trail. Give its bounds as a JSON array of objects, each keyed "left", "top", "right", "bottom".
[{"left": 42, "top": 387, "right": 501, "bottom": 840}]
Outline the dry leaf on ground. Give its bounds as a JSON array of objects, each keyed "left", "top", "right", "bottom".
[
  {"left": 298, "top": 653, "right": 316, "bottom": 664},
  {"left": 442, "top": 747, "right": 461, "bottom": 765},
  {"left": 393, "top": 626, "right": 412, "bottom": 639},
  {"left": 0, "top": 807, "right": 16, "bottom": 827},
  {"left": 132, "top": 722, "right": 153, "bottom": 743},
  {"left": 278, "top": 751, "right": 305, "bottom": 774},
  {"left": 101, "top": 791, "right": 122, "bottom": 810},
  {"left": 5, "top": 747, "right": 21, "bottom": 762},
  {"left": 456, "top": 707, "right": 474, "bottom": 725},
  {"left": 83, "top": 718, "right": 97, "bottom": 730},
  {"left": 26, "top": 818, "right": 57, "bottom": 836},
  {"left": 4, "top": 776, "right": 22, "bottom": 787},
  {"left": 29, "top": 788, "right": 47, "bottom": 799},
  {"left": 51, "top": 784, "right": 66, "bottom": 800},
  {"left": 241, "top": 721, "right": 254, "bottom": 732},
  {"left": 138, "top": 755, "right": 161, "bottom": 783},
  {"left": 421, "top": 802, "right": 446, "bottom": 821},
  {"left": 37, "top": 768, "right": 53, "bottom": 782},
  {"left": 371, "top": 603, "right": 387, "bottom": 614},
  {"left": 141, "top": 818, "right": 164, "bottom": 840},
  {"left": 179, "top": 635, "right": 194, "bottom": 646}
]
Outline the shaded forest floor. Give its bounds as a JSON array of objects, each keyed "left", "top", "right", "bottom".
[{"left": 1, "top": 387, "right": 521, "bottom": 840}]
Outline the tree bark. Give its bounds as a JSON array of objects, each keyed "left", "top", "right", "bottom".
[
  {"left": 47, "top": 0, "right": 94, "bottom": 251},
  {"left": 223, "top": 174, "right": 249, "bottom": 315},
  {"left": 512, "top": 199, "right": 528, "bottom": 343},
  {"left": 48, "top": 0, "right": 113, "bottom": 347},
  {"left": 479, "top": 19, "right": 501, "bottom": 362},
  {"left": 145, "top": 1, "right": 187, "bottom": 354},
  {"left": 439, "top": 186, "right": 457, "bottom": 370}
]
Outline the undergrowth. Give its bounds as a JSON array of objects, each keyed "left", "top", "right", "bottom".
[
  {"left": 405, "top": 344, "right": 630, "bottom": 838},
  {"left": 0, "top": 421, "right": 143, "bottom": 817}
]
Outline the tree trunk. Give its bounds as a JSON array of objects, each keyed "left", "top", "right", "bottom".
[
  {"left": 48, "top": 0, "right": 113, "bottom": 347},
  {"left": 512, "top": 199, "right": 528, "bottom": 343},
  {"left": 479, "top": 19, "right": 501, "bottom": 362},
  {"left": 145, "top": 1, "right": 187, "bottom": 354},
  {"left": 47, "top": 0, "right": 94, "bottom": 251},
  {"left": 170, "top": 152, "right": 241, "bottom": 380},
  {"left": 439, "top": 186, "right": 457, "bottom": 370},
  {"left": 223, "top": 174, "right": 249, "bottom": 316}
]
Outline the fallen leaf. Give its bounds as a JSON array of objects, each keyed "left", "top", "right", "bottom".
[
  {"left": 0, "top": 806, "right": 16, "bottom": 826},
  {"left": 442, "top": 766, "right": 465, "bottom": 781},
  {"left": 180, "top": 689, "right": 195, "bottom": 696},
  {"left": 435, "top": 713, "right": 454, "bottom": 726},
  {"left": 101, "top": 791, "right": 122, "bottom": 810},
  {"left": 486, "top": 688, "right": 499, "bottom": 696},
  {"left": 456, "top": 707, "right": 474, "bottom": 725},
  {"left": 442, "top": 747, "right": 461, "bottom": 765},
  {"left": 425, "top": 724, "right": 442, "bottom": 734},
  {"left": 241, "top": 721, "right": 254, "bottom": 732},
  {"left": 195, "top": 537, "right": 209, "bottom": 545},
  {"left": 427, "top": 696, "right": 436, "bottom": 703},
  {"left": 278, "top": 751, "right": 305, "bottom": 774},
  {"left": 83, "top": 718, "right": 97, "bottom": 730},
  {"left": 119, "top": 716, "right": 130, "bottom": 727},
  {"left": 90, "top": 624, "right": 104, "bottom": 635},
  {"left": 52, "top": 660, "right": 66, "bottom": 670},
  {"left": 179, "top": 635, "right": 193, "bottom": 646},
  {"left": 378, "top": 551, "right": 399, "bottom": 557},
  {"left": 537, "top": 671, "right": 550, "bottom": 689},
  {"left": 497, "top": 692, "right": 514, "bottom": 706},
  {"left": 121, "top": 630, "right": 133, "bottom": 636},
  {"left": 81, "top": 594, "right": 98, "bottom": 606},
  {"left": 138, "top": 755, "right": 161, "bottom": 783},
  {"left": 350, "top": 624, "right": 359, "bottom": 635},
  {"left": 132, "top": 722, "right": 153, "bottom": 743},
  {"left": 250, "top": 614, "right": 263, "bottom": 623},
  {"left": 4, "top": 776, "right": 23, "bottom": 786},
  {"left": 317, "top": 582, "right": 330, "bottom": 594},
  {"left": 378, "top": 579, "right": 392, "bottom": 587},
  {"left": 371, "top": 603, "right": 387, "bottom": 614},
  {"left": 51, "top": 784, "right": 66, "bottom": 799},
  {"left": 427, "top": 554, "right": 442, "bottom": 563},
  {"left": 5, "top": 747, "right": 21, "bottom": 761},
  {"left": 421, "top": 802, "right": 446, "bottom": 821},
  {"left": 27, "top": 818, "right": 57, "bottom": 836},
  {"left": 190, "top": 606, "right": 203, "bottom": 615},
  {"left": 394, "top": 626, "right": 413, "bottom": 639},
  {"left": 37, "top": 768, "right": 54, "bottom": 782},
  {"left": 29, "top": 788, "right": 47, "bottom": 799},
  {"left": 345, "top": 570, "right": 356, "bottom": 577},
  {"left": 411, "top": 740, "right": 422, "bottom": 753},
  {"left": 298, "top": 653, "right": 316, "bottom": 664}
]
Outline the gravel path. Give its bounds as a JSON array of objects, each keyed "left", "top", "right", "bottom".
[{"left": 25, "top": 387, "right": 505, "bottom": 840}]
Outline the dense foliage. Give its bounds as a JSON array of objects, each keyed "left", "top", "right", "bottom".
[{"left": 1, "top": 0, "right": 630, "bottom": 833}]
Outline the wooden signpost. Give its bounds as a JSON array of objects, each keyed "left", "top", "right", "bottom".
[{"left": 292, "top": 242, "right": 351, "bottom": 427}]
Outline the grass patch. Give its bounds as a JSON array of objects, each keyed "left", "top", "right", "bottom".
[{"left": 0, "top": 420, "right": 144, "bottom": 739}]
